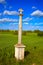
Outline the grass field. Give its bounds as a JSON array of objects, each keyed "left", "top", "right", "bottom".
[{"left": 0, "top": 32, "right": 43, "bottom": 65}]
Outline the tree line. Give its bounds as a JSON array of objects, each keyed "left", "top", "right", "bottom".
[{"left": 0, "top": 30, "right": 43, "bottom": 36}]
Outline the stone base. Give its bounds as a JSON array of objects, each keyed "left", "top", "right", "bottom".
[{"left": 14, "top": 44, "right": 26, "bottom": 60}]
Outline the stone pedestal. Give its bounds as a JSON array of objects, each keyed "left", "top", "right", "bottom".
[{"left": 15, "top": 44, "right": 25, "bottom": 60}]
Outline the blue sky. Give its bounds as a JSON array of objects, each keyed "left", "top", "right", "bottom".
[{"left": 0, "top": 0, "right": 43, "bottom": 30}]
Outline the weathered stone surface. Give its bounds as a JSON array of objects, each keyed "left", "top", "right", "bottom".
[{"left": 15, "top": 44, "right": 25, "bottom": 60}]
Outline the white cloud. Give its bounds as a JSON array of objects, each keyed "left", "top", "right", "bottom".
[
  {"left": 28, "top": 25, "right": 40, "bottom": 30},
  {"left": 33, "top": 26, "right": 40, "bottom": 29},
  {"left": 3, "top": 10, "right": 19, "bottom": 15},
  {"left": 28, "top": 22, "right": 43, "bottom": 26},
  {"left": 35, "top": 22, "right": 43, "bottom": 25},
  {"left": 31, "top": 10, "right": 43, "bottom": 17},
  {"left": 0, "top": 13, "right": 2, "bottom": 15},
  {"left": 9, "top": 6, "right": 12, "bottom": 9},
  {"left": 9, "top": 23, "right": 18, "bottom": 26},
  {"left": 0, "top": 18, "right": 18, "bottom": 22},
  {"left": 4, "top": 5, "right": 12, "bottom": 9},
  {"left": 4, "top": 5, "right": 6, "bottom": 8},
  {"left": 0, "top": 0, "right": 5, "bottom": 3},
  {"left": 23, "top": 17, "right": 32, "bottom": 22},
  {"left": 0, "top": 17, "right": 32, "bottom": 22},
  {"left": 24, "top": 23, "right": 28, "bottom": 24},
  {"left": 38, "top": 23, "right": 43, "bottom": 25},
  {"left": 32, "top": 6, "right": 36, "bottom": 9}
]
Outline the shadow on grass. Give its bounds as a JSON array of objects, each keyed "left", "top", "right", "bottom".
[
  {"left": 24, "top": 51, "right": 30, "bottom": 57},
  {"left": 34, "top": 46, "right": 36, "bottom": 49}
]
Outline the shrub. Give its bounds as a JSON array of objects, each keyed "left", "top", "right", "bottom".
[
  {"left": 37, "top": 32, "right": 43, "bottom": 36},
  {"left": 22, "top": 31, "right": 27, "bottom": 35}
]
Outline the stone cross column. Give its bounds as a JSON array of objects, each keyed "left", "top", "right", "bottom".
[
  {"left": 18, "top": 9, "right": 23, "bottom": 44},
  {"left": 14, "top": 8, "right": 25, "bottom": 60}
]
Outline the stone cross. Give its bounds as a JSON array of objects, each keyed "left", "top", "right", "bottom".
[{"left": 14, "top": 8, "right": 25, "bottom": 60}]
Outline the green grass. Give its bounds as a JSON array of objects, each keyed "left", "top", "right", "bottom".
[{"left": 0, "top": 32, "right": 43, "bottom": 65}]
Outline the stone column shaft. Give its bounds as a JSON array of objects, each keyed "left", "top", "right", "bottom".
[{"left": 18, "top": 14, "right": 22, "bottom": 44}]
